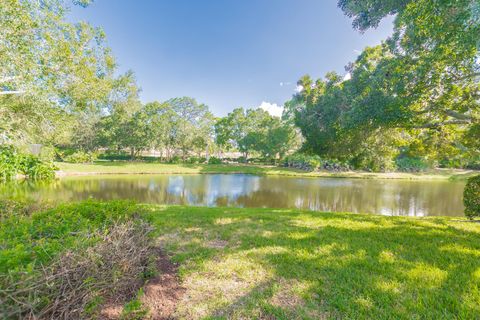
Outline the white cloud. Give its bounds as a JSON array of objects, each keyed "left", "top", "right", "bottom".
[
  {"left": 295, "top": 85, "right": 304, "bottom": 93},
  {"left": 258, "top": 101, "right": 284, "bottom": 118},
  {"left": 343, "top": 73, "right": 351, "bottom": 81}
]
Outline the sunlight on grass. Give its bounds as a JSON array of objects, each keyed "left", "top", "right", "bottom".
[{"left": 145, "top": 206, "right": 480, "bottom": 319}]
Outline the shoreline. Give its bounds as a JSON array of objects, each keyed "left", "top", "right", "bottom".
[{"left": 54, "top": 162, "right": 478, "bottom": 181}]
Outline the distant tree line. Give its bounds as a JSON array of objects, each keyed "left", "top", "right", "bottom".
[
  {"left": 1, "top": 0, "right": 478, "bottom": 172},
  {"left": 0, "top": 0, "right": 298, "bottom": 163}
]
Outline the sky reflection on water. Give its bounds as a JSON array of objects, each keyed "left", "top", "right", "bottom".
[{"left": 0, "top": 174, "right": 466, "bottom": 217}]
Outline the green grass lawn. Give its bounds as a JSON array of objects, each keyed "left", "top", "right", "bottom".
[
  {"left": 145, "top": 206, "right": 480, "bottom": 319},
  {"left": 56, "top": 161, "right": 478, "bottom": 180},
  {"left": 2, "top": 201, "right": 480, "bottom": 318}
]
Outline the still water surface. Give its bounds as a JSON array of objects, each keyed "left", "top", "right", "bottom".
[{"left": 1, "top": 174, "right": 466, "bottom": 217}]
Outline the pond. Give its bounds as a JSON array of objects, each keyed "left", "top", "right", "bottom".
[{"left": 0, "top": 174, "right": 466, "bottom": 217}]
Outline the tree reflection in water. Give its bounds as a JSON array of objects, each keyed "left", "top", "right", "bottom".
[{"left": 0, "top": 174, "right": 466, "bottom": 217}]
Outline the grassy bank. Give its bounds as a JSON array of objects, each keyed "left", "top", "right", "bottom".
[
  {"left": 147, "top": 206, "right": 480, "bottom": 319},
  {"left": 56, "top": 161, "right": 478, "bottom": 180},
  {"left": 3, "top": 202, "right": 480, "bottom": 319}
]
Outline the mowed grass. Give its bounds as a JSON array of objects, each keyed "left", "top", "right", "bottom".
[
  {"left": 56, "top": 161, "right": 478, "bottom": 180},
  {"left": 145, "top": 206, "right": 480, "bottom": 319}
]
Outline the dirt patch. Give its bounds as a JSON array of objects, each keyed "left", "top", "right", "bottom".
[
  {"left": 100, "top": 249, "right": 185, "bottom": 320},
  {"left": 141, "top": 249, "right": 185, "bottom": 319}
]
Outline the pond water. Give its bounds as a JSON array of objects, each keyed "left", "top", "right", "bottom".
[{"left": 1, "top": 174, "right": 466, "bottom": 217}]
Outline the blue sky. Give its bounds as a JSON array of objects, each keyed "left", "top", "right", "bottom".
[{"left": 70, "top": 0, "right": 393, "bottom": 116}]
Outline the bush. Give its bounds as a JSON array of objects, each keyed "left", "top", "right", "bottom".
[
  {"left": 0, "top": 201, "right": 154, "bottom": 318},
  {"left": 168, "top": 155, "right": 181, "bottom": 164},
  {"left": 0, "top": 146, "right": 57, "bottom": 181},
  {"left": 396, "top": 157, "right": 429, "bottom": 172},
  {"left": 283, "top": 154, "right": 352, "bottom": 172},
  {"left": 18, "top": 154, "right": 58, "bottom": 180},
  {"left": 0, "top": 146, "right": 18, "bottom": 181},
  {"left": 322, "top": 158, "right": 350, "bottom": 172},
  {"left": 464, "top": 175, "right": 480, "bottom": 220},
  {"left": 237, "top": 156, "right": 247, "bottom": 163},
  {"left": 98, "top": 152, "right": 132, "bottom": 161},
  {"left": 283, "top": 154, "right": 321, "bottom": 171},
  {"left": 465, "top": 160, "right": 480, "bottom": 170},
  {"left": 185, "top": 156, "right": 207, "bottom": 164},
  {"left": 63, "top": 150, "right": 97, "bottom": 163},
  {"left": 208, "top": 156, "right": 222, "bottom": 165}
]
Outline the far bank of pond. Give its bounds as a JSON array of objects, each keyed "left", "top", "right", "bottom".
[{"left": 56, "top": 161, "right": 478, "bottom": 181}]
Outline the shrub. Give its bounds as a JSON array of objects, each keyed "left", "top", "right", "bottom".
[
  {"left": 0, "top": 146, "right": 18, "bottom": 181},
  {"left": 63, "top": 151, "right": 97, "bottom": 163},
  {"left": 464, "top": 175, "right": 480, "bottom": 220},
  {"left": 237, "top": 156, "right": 247, "bottom": 163},
  {"left": 396, "top": 157, "right": 429, "bottom": 172},
  {"left": 0, "top": 201, "right": 154, "bottom": 318},
  {"left": 185, "top": 156, "right": 207, "bottom": 164},
  {"left": 283, "top": 154, "right": 352, "bottom": 172},
  {"left": 465, "top": 160, "right": 480, "bottom": 170},
  {"left": 322, "top": 158, "right": 350, "bottom": 172},
  {"left": 98, "top": 152, "right": 132, "bottom": 161},
  {"left": 0, "top": 146, "right": 57, "bottom": 181},
  {"left": 168, "top": 155, "right": 181, "bottom": 164},
  {"left": 283, "top": 154, "right": 321, "bottom": 171},
  {"left": 18, "top": 154, "right": 58, "bottom": 180},
  {"left": 208, "top": 156, "right": 222, "bottom": 165}
]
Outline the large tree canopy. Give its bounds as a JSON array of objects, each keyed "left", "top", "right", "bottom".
[
  {"left": 338, "top": 0, "right": 480, "bottom": 129},
  {"left": 0, "top": 0, "right": 135, "bottom": 145},
  {"left": 285, "top": 0, "right": 480, "bottom": 170}
]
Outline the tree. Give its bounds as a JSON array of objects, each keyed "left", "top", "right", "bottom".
[
  {"left": 166, "top": 97, "right": 214, "bottom": 160},
  {"left": 286, "top": 0, "right": 480, "bottom": 170},
  {"left": 337, "top": 0, "right": 479, "bottom": 130},
  {"left": 1, "top": 0, "right": 121, "bottom": 145},
  {"left": 143, "top": 101, "right": 176, "bottom": 159},
  {"left": 215, "top": 108, "right": 298, "bottom": 160}
]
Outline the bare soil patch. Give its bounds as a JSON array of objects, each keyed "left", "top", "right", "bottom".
[{"left": 100, "top": 249, "right": 184, "bottom": 320}]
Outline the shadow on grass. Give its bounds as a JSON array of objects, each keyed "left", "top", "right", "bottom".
[{"left": 146, "top": 206, "right": 480, "bottom": 319}]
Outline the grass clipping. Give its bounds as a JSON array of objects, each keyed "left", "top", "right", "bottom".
[{"left": 1, "top": 221, "right": 154, "bottom": 319}]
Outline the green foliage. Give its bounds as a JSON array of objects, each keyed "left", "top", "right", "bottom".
[
  {"left": 215, "top": 107, "right": 299, "bottom": 160},
  {"left": 63, "top": 151, "right": 97, "bottom": 163},
  {"left": 208, "top": 157, "right": 222, "bottom": 165},
  {"left": 284, "top": 154, "right": 322, "bottom": 171},
  {"left": 288, "top": 0, "right": 479, "bottom": 171},
  {"left": 0, "top": 146, "right": 56, "bottom": 181},
  {"left": 0, "top": 0, "right": 126, "bottom": 145},
  {"left": 0, "top": 146, "right": 18, "bottom": 181},
  {"left": 98, "top": 152, "right": 133, "bottom": 161},
  {"left": 283, "top": 153, "right": 350, "bottom": 172},
  {"left": 396, "top": 157, "right": 429, "bottom": 172},
  {"left": 464, "top": 175, "right": 480, "bottom": 219},
  {"left": 18, "top": 154, "right": 58, "bottom": 180},
  {"left": 185, "top": 156, "right": 207, "bottom": 164},
  {"left": 168, "top": 155, "right": 182, "bottom": 164}
]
